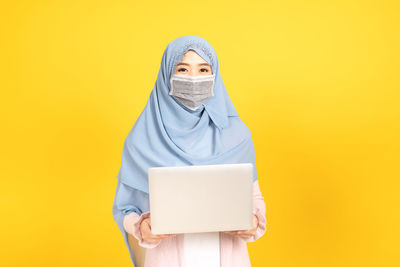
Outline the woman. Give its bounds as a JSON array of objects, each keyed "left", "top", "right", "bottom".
[{"left": 112, "top": 35, "right": 267, "bottom": 267}]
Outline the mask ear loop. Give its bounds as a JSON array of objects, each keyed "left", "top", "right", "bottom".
[
  {"left": 169, "top": 75, "right": 174, "bottom": 96},
  {"left": 210, "top": 76, "right": 215, "bottom": 97}
]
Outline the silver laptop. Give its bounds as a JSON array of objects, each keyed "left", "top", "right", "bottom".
[{"left": 148, "top": 163, "right": 253, "bottom": 235}]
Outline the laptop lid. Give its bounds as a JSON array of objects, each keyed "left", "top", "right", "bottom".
[{"left": 148, "top": 163, "right": 253, "bottom": 235}]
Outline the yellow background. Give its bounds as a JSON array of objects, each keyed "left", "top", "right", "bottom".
[{"left": 1, "top": 0, "right": 399, "bottom": 266}]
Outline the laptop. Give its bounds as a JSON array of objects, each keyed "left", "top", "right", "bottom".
[{"left": 148, "top": 163, "right": 254, "bottom": 235}]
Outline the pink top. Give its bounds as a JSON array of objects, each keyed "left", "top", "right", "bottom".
[{"left": 123, "top": 180, "right": 267, "bottom": 267}]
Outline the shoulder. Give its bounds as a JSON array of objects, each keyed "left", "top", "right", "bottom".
[
  {"left": 226, "top": 117, "right": 252, "bottom": 138},
  {"left": 219, "top": 117, "right": 252, "bottom": 149}
]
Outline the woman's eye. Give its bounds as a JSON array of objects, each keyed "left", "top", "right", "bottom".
[
  {"left": 177, "top": 68, "right": 187, "bottom": 72},
  {"left": 200, "top": 68, "right": 209, "bottom": 72}
]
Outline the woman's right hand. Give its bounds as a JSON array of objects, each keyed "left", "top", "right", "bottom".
[{"left": 140, "top": 217, "right": 177, "bottom": 244}]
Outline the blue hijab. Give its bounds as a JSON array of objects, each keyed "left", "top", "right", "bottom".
[{"left": 112, "top": 35, "right": 258, "bottom": 263}]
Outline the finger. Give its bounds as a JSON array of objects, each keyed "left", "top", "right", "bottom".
[
  {"left": 156, "top": 235, "right": 168, "bottom": 238},
  {"left": 222, "top": 230, "right": 239, "bottom": 235},
  {"left": 238, "top": 231, "right": 253, "bottom": 237},
  {"left": 148, "top": 234, "right": 164, "bottom": 240},
  {"left": 238, "top": 228, "right": 256, "bottom": 235},
  {"left": 239, "top": 232, "right": 255, "bottom": 238},
  {"left": 146, "top": 235, "right": 164, "bottom": 242},
  {"left": 166, "top": 234, "right": 177, "bottom": 237},
  {"left": 146, "top": 238, "right": 161, "bottom": 244},
  {"left": 157, "top": 234, "right": 175, "bottom": 238}
]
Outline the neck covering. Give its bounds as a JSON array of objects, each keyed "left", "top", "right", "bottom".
[
  {"left": 112, "top": 35, "right": 258, "bottom": 263},
  {"left": 117, "top": 35, "right": 258, "bottom": 192}
]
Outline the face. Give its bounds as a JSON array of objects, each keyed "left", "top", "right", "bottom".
[{"left": 174, "top": 49, "right": 213, "bottom": 76}]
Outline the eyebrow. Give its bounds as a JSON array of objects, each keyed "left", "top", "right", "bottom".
[{"left": 176, "top": 62, "right": 211, "bottom": 67}]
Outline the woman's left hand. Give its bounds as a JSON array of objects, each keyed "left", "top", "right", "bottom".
[{"left": 222, "top": 214, "right": 259, "bottom": 239}]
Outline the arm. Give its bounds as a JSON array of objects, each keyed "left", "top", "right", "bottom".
[
  {"left": 240, "top": 179, "right": 267, "bottom": 242},
  {"left": 116, "top": 181, "right": 162, "bottom": 248}
]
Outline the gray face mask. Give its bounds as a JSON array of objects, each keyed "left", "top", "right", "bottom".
[{"left": 169, "top": 74, "right": 215, "bottom": 110}]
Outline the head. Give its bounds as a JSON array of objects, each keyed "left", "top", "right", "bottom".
[
  {"left": 174, "top": 49, "right": 213, "bottom": 76},
  {"left": 169, "top": 49, "right": 215, "bottom": 110},
  {"left": 155, "top": 35, "right": 238, "bottom": 129},
  {"left": 161, "top": 35, "right": 218, "bottom": 82},
  {"left": 167, "top": 39, "right": 216, "bottom": 111}
]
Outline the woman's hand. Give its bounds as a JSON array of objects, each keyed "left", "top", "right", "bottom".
[
  {"left": 222, "top": 214, "right": 259, "bottom": 239},
  {"left": 140, "top": 217, "right": 177, "bottom": 244}
]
